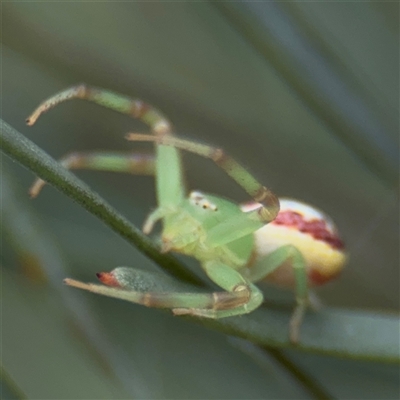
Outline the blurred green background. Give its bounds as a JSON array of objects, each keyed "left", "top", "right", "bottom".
[{"left": 2, "top": 2, "right": 399, "bottom": 399}]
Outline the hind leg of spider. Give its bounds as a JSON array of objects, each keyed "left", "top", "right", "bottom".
[
  {"left": 243, "top": 245, "right": 309, "bottom": 344},
  {"left": 29, "top": 151, "right": 156, "bottom": 198}
]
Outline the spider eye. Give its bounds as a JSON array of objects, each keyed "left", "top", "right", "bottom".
[{"left": 189, "top": 191, "right": 218, "bottom": 211}]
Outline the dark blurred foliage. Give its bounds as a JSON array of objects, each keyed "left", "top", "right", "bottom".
[{"left": 1, "top": 2, "right": 399, "bottom": 399}]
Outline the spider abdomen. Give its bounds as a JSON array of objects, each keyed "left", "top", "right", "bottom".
[{"left": 242, "top": 199, "right": 347, "bottom": 288}]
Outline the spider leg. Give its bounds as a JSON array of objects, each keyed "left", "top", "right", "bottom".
[
  {"left": 29, "top": 151, "right": 156, "bottom": 198},
  {"left": 64, "top": 261, "right": 262, "bottom": 315},
  {"left": 244, "top": 245, "right": 309, "bottom": 344},
  {"left": 126, "top": 133, "right": 279, "bottom": 224},
  {"left": 27, "top": 85, "right": 185, "bottom": 208},
  {"left": 26, "top": 84, "right": 172, "bottom": 135},
  {"left": 173, "top": 260, "right": 263, "bottom": 317},
  {"left": 207, "top": 213, "right": 264, "bottom": 246},
  {"left": 65, "top": 278, "right": 250, "bottom": 310}
]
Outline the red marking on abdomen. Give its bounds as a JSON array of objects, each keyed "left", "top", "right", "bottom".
[
  {"left": 96, "top": 272, "right": 120, "bottom": 287},
  {"left": 308, "top": 268, "right": 342, "bottom": 285},
  {"left": 272, "top": 211, "right": 345, "bottom": 250}
]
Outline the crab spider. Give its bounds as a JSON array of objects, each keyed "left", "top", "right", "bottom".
[{"left": 26, "top": 85, "right": 347, "bottom": 343}]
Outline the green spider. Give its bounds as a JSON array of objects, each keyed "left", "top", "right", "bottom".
[{"left": 27, "top": 85, "right": 347, "bottom": 343}]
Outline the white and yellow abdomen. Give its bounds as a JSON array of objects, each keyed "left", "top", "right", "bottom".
[{"left": 242, "top": 199, "right": 347, "bottom": 288}]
